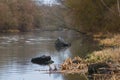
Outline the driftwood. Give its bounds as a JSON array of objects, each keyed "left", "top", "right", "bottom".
[{"left": 36, "top": 69, "right": 87, "bottom": 74}]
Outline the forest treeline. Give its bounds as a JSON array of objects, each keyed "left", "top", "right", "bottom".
[
  {"left": 1, "top": 0, "right": 120, "bottom": 33},
  {"left": 0, "top": 0, "right": 41, "bottom": 32},
  {"left": 63, "top": 0, "right": 120, "bottom": 33}
]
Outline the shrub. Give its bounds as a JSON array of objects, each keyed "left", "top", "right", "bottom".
[
  {"left": 64, "top": 0, "right": 119, "bottom": 33},
  {"left": 0, "top": 0, "right": 41, "bottom": 32}
]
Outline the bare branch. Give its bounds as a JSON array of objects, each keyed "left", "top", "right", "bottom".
[
  {"left": 100, "top": 0, "right": 118, "bottom": 16},
  {"left": 117, "top": 0, "right": 120, "bottom": 16}
]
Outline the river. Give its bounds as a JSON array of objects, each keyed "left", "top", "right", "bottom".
[{"left": 0, "top": 30, "right": 99, "bottom": 80}]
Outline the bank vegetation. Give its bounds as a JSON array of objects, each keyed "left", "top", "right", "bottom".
[
  {"left": 61, "top": 0, "right": 120, "bottom": 33},
  {"left": 0, "top": 0, "right": 41, "bottom": 32}
]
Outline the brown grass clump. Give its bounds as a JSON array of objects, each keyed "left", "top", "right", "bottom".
[
  {"left": 100, "top": 34, "right": 120, "bottom": 47},
  {"left": 94, "top": 34, "right": 120, "bottom": 47},
  {"left": 60, "top": 56, "right": 87, "bottom": 72}
]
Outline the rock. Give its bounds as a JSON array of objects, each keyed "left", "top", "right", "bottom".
[
  {"left": 31, "top": 55, "right": 54, "bottom": 65},
  {"left": 55, "top": 37, "right": 71, "bottom": 51},
  {"left": 88, "top": 62, "right": 111, "bottom": 75},
  {"left": 88, "top": 62, "right": 120, "bottom": 75}
]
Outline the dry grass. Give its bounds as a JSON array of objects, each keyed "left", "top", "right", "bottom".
[
  {"left": 58, "top": 34, "right": 120, "bottom": 80},
  {"left": 87, "top": 34, "right": 120, "bottom": 63},
  {"left": 87, "top": 34, "right": 120, "bottom": 80},
  {"left": 99, "top": 34, "right": 120, "bottom": 46},
  {"left": 92, "top": 73, "right": 120, "bottom": 80},
  {"left": 86, "top": 48, "right": 120, "bottom": 63},
  {"left": 60, "top": 56, "right": 88, "bottom": 74}
]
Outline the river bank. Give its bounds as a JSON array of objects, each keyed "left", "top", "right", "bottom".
[
  {"left": 89, "top": 33, "right": 120, "bottom": 80},
  {"left": 57, "top": 33, "right": 120, "bottom": 80},
  {"left": 91, "top": 33, "right": 120, "bottom": 63}
]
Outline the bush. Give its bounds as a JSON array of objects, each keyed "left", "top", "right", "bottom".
[
  {"left": 64, "top": 0, "right": 119, "bottom": 33},
  {"left": 0, "top": 0, "right": 41, "bottom": 32}
]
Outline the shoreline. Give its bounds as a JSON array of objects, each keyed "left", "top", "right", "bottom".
[{"left": 48, "top": 33, "right": 120, "bottom": 80}]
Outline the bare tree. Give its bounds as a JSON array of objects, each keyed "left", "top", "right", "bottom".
[
  {"left": 101, "top": 0, "right": 120, "bottom": 16},
  {"left": 117, "top": 0, "right": 120, "bottom": 16}
]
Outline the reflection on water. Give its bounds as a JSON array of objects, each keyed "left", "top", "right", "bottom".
[{"left": 0, "top": 30, "right": 99, "bottom": 80}]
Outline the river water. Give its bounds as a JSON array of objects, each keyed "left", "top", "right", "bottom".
[{"left": 0, "top": 30, "right": 99, "bottom": 80}]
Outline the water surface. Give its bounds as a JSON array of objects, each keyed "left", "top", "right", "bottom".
[{"left": 0, "top": 30, "right": 98, "bottom": 80}]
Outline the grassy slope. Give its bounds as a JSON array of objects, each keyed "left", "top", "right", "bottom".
[{"left": 87, "top": 34, "right": 120, "bottom": 63}]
